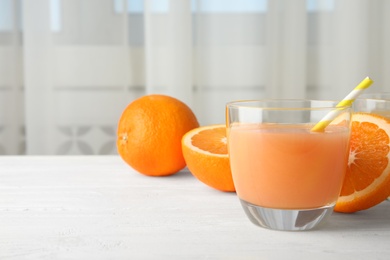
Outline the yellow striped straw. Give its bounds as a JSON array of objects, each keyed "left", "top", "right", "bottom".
[{"left": 311, "top": 77, "right": 374, "bottom": 132}]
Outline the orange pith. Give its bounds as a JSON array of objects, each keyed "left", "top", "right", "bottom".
[
  {"left": 335, "top": 112, "right": 390, "bottom": 213},
  {"left": 182, "top": 125, "right": 235, "bottom": 192}
]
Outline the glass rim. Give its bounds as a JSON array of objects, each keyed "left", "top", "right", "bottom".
[
  {"left": 226, "top": 99, "right": 351, "bottom": 110},
  {"left": 357, "top": 92, "right": 390, "bottom": 101}
]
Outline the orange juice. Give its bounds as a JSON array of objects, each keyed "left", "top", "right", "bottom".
[{"left": 229, "top": 124, "right": 350, "bottom": 209}]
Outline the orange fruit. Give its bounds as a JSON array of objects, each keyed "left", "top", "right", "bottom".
[
  {"left": 182, "top": 125, "right": 235, "bottom": 192},
  {"left": 335, "top": 112, "right": 390, "bottom": 213},
  {"left": 117, "top": 94, "right": 199, "bottom": 176}
]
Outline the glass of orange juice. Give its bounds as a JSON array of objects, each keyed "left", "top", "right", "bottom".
[
  {"left": 226, "top": 100, "right": 352, "bottom": 231},
  {"left": 355, "top": 93, "right": 390, "bottom": 201}
]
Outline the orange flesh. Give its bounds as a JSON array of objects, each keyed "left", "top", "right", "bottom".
[
  {"left": 341, "top": 121, "right": 389, "bottom": 196},
  {"left": 191, "top": 127, "right": 227, "bottom": 155},
  {"left": 335, "top": 112, "right": 390, "bottom": 213}
]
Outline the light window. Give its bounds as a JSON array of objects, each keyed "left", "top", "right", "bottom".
[
  {"left": 114, "top": 0, "right": 144, "bottom": 13},
  {"left": 0, "top": 0, "right": 13, "bottom": 31},
  {"left": 0, "top": 0, "right": 62, "bottom": 32},
  {"left": 307, "top": 0, "right": 335, "bottom": 12},
  {"left": 113, "top": 0, "right": 335, "bottom": 14},
  {"left": 113, "top": 0, "right": 268, "bottom": 13},
  {"left": 50, "top": 0, "right": 61, "bottom": 32},
  {"left": 195, "top": 0, "right": 267, "bottom": 13}
]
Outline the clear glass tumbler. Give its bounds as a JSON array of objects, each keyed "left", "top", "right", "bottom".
[
  {"left": 355, "top": 93, "right": 390, "bottom": 201},
  {"left": 226, "top": 100, "right": 352, "bottom": 231}
]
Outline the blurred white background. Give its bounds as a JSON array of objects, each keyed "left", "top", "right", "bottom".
[{"left": 0, "top": 0, "right": 389, "bottom": 155}]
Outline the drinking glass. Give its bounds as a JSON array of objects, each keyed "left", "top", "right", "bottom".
[
  {"left": 226, "top": 100, "right": 352, "bottom": 231},
  {"left": 355, "top": 93, "right": 390, "bottom": 201}
]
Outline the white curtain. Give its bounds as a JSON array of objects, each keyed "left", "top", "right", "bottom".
[{"left": 0, "top": 0, "right": 389, "bottom": 155}]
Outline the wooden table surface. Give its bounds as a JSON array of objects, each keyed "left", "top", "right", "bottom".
[{"left": 0, "top": 156, "right": 389, "bottom": 259}]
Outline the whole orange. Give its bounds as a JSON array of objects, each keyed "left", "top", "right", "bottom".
[{"left": 117, "top": 94, "right": 199, "bottom": 176}]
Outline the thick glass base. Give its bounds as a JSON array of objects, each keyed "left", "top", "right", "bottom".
[{"left": 240, "top": 199, "right": 334, "bottom": 231}]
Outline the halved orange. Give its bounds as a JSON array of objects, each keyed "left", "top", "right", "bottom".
[
  {"left": 335, "top": 112, "right": 390, "bottom": 213},
  {"left": 182, "top": 125, "right": 235, "bottom": 192}
]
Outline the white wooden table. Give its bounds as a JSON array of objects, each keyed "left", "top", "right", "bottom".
[{"left": 0, "top": 156, "right": 389, "bottom": 259}]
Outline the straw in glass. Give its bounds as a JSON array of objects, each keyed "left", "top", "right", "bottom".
[{"left": 311, "top": 77, "right": 374, "bottom": 132}]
